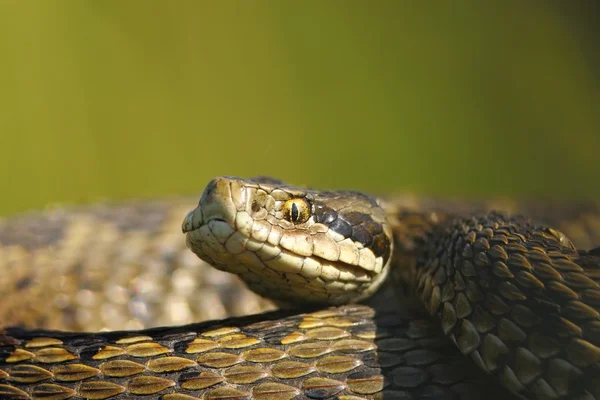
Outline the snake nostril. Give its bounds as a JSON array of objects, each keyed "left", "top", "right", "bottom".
[
  {"left": 182, "top": 210, "right": 194, "bottom": 233},
  {"left": 198, "top": 180, "right": 217, "bottom": 205},
  {"left": 194, "top": 177, "right": 237, "bottom": 227}
]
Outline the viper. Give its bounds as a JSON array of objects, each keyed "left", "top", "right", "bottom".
[{"left": 1, "top": 176, "right": 599, "bottom": 400}]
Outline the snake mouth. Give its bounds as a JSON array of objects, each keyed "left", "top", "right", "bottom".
[
  {"left": 183, "top": 176, "right": 393, "bottom": 305},
  {"left": 181, "top": 210, "right": 227, "bottom": 234}
]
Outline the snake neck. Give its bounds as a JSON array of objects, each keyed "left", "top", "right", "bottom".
[{"left": 383, "top": 209, "right": 455, "bottom": 299}]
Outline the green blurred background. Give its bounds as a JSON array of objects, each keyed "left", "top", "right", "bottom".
[{"left": 1, "top": 1, "right": 599, "bottom": 216}]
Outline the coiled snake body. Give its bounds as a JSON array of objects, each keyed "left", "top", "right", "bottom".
[{"left": 1, "top": 176, "right": 599, "bottom": 400}]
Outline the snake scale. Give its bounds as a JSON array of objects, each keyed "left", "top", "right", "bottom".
[{"left": 1, "top": 176, "right": 600, "bottom": 400}]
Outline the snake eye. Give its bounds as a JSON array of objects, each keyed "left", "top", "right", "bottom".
[{"left": 283, "top": 198, "right": 311, "bottom": 224}]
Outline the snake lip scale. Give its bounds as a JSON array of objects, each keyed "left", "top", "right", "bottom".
[{"left": 1, "top": 175, "right": 600, "bottom": 400}]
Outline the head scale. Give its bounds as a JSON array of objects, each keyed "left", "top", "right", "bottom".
[{"left": 182, "top": 176, "right": 393, "bottom": 305}]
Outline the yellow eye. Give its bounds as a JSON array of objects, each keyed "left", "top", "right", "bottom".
[{"left": 283, "top": 198, "right": 311, "bottom": 224}]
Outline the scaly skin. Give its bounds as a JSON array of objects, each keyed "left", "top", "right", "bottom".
[
  {"left": 0, "top": 198, "right": 275, "bottom": 332},
  {"left": 1, "top": 180, "right": 600, "bottom": 399},
  {"left": 1, "top": 305, "right": 514, "bottom": 400}
]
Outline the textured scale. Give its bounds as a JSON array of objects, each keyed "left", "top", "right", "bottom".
[
  {"left": 0, "top": 199, "right": 275, "bottom": 332},
  {"left": 0, "top": 305, "right": 509, "bottom": 400},
  {"left": 413, "top": 213, "right": 600, "bottom": 399},
  {"left": 2, "top": 179, "right": 600, "bottom": 400}
]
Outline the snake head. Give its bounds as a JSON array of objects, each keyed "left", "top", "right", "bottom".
[{"left": 182, "top": 176, "right": 393, "bottom": 305}]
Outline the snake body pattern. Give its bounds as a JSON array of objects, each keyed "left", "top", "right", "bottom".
[{"left": 1, "top": 176, "right": 600, "bottom": 400}]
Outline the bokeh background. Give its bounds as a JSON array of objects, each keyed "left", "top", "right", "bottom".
[{"left": 1, "top": 1, "right": 599, "bottom": 216}]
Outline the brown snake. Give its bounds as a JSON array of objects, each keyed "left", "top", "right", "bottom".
[{"left": 1, "top": 176, "right": 600, "bottom": 400}]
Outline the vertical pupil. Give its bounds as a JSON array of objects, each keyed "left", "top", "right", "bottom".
[{"left": 291, "top": 202, "right": 299, "bottom": 222}]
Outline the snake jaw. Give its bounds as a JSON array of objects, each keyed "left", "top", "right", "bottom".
[{"left": 184, "top": 176, "right": 394, "bottom": 305}]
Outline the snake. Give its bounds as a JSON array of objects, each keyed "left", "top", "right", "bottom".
[{"left": 1, "top": 176, "right": 600, "bottom": 400}]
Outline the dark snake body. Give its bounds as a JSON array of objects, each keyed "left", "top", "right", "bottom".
[{"left": 1, "top": 191, "right": 600, "bottom": 400}]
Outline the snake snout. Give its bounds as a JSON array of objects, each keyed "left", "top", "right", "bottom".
[
  {"left": 183, "top": 177, "right": 246, "bottom": 270},
  {"left": 182, "top": 177, "right": 238, "bottom": 234}
]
